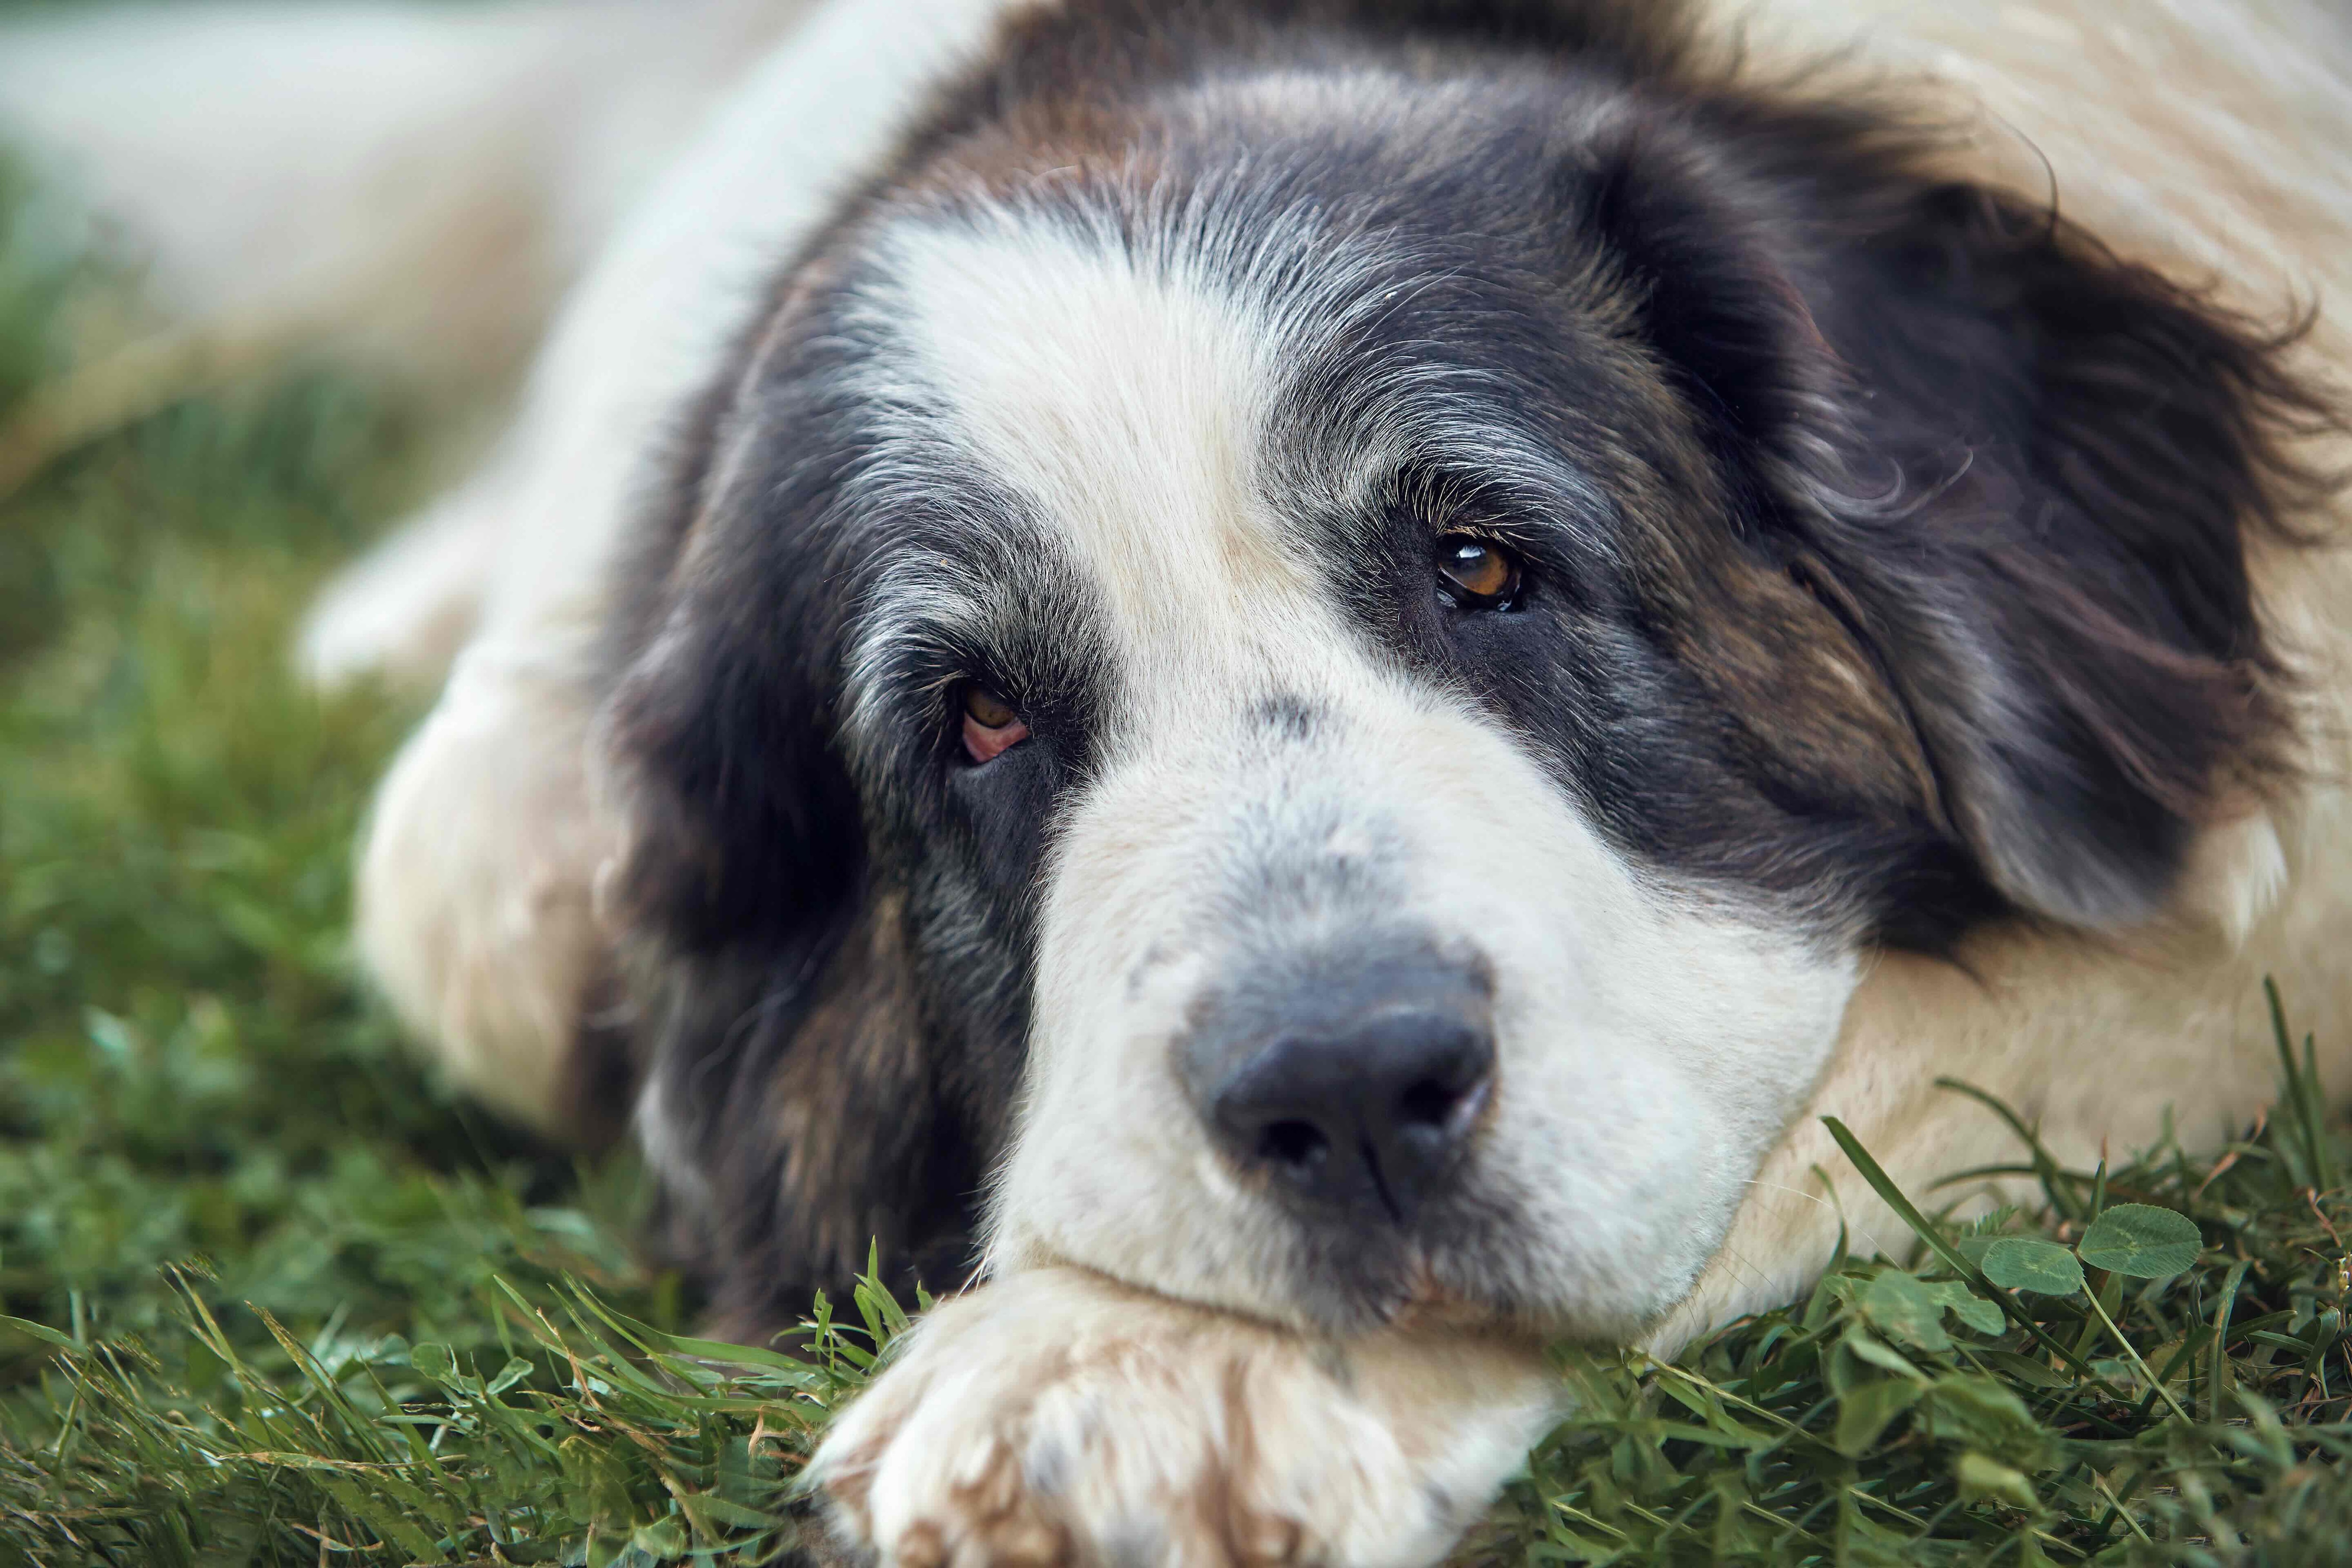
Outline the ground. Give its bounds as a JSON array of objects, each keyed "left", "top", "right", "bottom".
[{"left": 1, "top": 61, "right": 2351, "bottom": 1568}]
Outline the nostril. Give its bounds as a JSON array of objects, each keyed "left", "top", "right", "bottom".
[
  {"left": 1396, "top": 1076, "right": 1464, "bottom": 1130},
  {"left": 1256, "top": 1118, "right": 1328, "bottom": 1170}
]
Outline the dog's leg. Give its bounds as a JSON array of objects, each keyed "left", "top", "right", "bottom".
[
  {"left": 811, "top": 1269, "right": 1562, "bottom": 1568},
  {"left": 352, "top": 628, "right": 616, "bottom": 1130}
]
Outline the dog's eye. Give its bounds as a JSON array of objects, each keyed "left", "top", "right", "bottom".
[
  {"left": 1435, "top": 535, "right": 1522, "bottom": 607},
  {"left": 961, "top": 685, "right": 1029, "bottom": 764}
]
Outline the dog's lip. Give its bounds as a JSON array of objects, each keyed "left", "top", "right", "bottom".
[
  {"left": 1336, "top": 1241, "right": 1531, "bottom": 1336},
  {"left": 1384, "top": 1258, "right": 1490, "bottom": 1333},
  {"left": 1001, "top": 1232, "right": 1514, "bottom": 1339}
]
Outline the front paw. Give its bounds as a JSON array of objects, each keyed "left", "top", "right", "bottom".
[{"left": 808, "top": 1268, "right": 1558, "bottom": 1568}]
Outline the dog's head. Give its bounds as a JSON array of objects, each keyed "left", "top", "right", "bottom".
[{"left": 598, "top": 0, "right": 2324, "bottom": 1339}]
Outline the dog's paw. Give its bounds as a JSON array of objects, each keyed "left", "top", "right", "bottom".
[{"left": 808, "top": 1268, "right": 1559, "bottom": 1568}]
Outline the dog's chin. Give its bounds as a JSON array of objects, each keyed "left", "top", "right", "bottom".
[
  {"left": 1156, "top": 1192, "right": 1679, "bottom": 1345},
  {"left": 1269, "top": 1242, "right": 1477, "bottom": 1339},
  {"left": 1330, "top": 1250, "right": 1542, "bottom": 1339},
  {"left": 1303, "top": 1265, "right": 1670, "bottom": 1348}
]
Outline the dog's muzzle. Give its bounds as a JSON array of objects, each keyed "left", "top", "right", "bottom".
[{"left": 1178, "top": 941, "right": 1496, "bottom": 1226}]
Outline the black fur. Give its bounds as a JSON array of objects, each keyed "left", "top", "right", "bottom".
[
  {"left": 1580, "top": 97, "right": 2332, "bottom": 932},
  {"left": 589, "top": 0, "right": 2342, "bottom": 1330}
]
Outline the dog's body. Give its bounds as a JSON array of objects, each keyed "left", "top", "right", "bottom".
[{"left": 13, "top": 0, "right": 2352, "bottom": 1560}]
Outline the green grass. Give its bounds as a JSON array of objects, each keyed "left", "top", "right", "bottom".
[{"left": 2, "top": 127, "right": 2350, "bottom": 1568}]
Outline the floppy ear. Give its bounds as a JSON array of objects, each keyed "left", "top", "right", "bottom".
[
  {"left": 595, "top": 454, "right": 979, "bottom": 1335},
  {"left": 603, "top": 582, "right": 863, "bottom": 954},
  {"left": 1584, "top": 107, "right": 2339, "bottom": 933}
]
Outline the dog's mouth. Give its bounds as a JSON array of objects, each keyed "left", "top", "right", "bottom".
[
  {"left": 1381, "top": 1254, "right": 1507, "bottom": 1334},
  {"left": 1247, "top": 1179, "right": 1543, "bottom": 1337},
  {"left": 1051, "top": 1224, "right": 1528, "bottom": 1340}
]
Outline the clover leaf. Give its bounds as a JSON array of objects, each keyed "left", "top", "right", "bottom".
[
  {"left": 2078, "top": 1203, "right": 2203, "bottom": 1280},
  {"left": 1979, "top": 1237, "right": 2086, "bottom": 1296}
]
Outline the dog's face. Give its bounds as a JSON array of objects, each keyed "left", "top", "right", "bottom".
[
  {"left": 604, "top": 8, "right": 2304, "bottom": 1340},
  {"left": 629, "top": 134, "right": 1877, "bottom": 1336},
  {"left": 847, "top": 180, "right": 1870, "bottom": 1336}
]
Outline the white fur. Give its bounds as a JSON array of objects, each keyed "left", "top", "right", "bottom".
[
  {"left": 355, "top": 636, "right": 614, "bottom": 1123},
  {"left": 811, "top": 1267, "right": 1563, "bottom": 1567}
]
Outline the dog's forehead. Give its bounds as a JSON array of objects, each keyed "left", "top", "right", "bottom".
[{"left": 866, "top": 202, "right": 1348, "bottom": 683}]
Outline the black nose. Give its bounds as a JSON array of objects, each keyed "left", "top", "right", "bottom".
[{"left": 1184, "top": 956, "right": 1495, "bottom": 1225}]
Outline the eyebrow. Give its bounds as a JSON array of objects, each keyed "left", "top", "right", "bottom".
[
  {"left": 834, "top": 486, "right": 1106, "bottom": 742},
  {"left": 1298, "top": 386, "right": 1627, "bottom": 573}
]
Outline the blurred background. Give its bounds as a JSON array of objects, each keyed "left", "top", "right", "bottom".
[{"left": 0, "top": 0, "right": 695, "bottom": 1530}]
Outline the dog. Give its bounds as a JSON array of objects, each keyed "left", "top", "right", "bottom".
[{"left": 10, "top": 0, "right": 2352, "bottom": 1560}]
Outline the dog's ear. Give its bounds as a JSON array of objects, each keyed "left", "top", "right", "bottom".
[
  {"left": 594, "top": 422, "right": 979, "bottom": 1331},
  {"left": 1581, "top": 107, "right": 2338, "bottom": 933},
  {"left": 604, "top": 604, "right": 862, "bottom": 953}
]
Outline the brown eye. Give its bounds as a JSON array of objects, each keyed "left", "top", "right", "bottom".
[
  {"left": 961, "top": 685, "right": 1029, "bottom": 764},
  {"left": 1436, "top": 535, "right": 1521, "bottom": 606}
]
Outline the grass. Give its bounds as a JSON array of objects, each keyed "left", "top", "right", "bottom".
[{"left": 2, "top": 110, "right": 2351, "bottom": 1568}]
